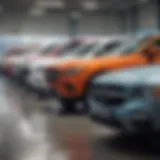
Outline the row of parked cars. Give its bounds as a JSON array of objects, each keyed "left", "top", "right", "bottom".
[{"left": 2, "top": 31, "right": 160, "bottom": 133}]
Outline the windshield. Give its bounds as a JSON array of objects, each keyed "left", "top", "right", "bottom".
[
  {"left": 62, "top": 43, "right": 96, "bottom": 58},
  {"left": 92, "top": 40, "right": 122, "bottom": 57},
  {"left": 110, "top": 36, "right": 151, "bottom": 55},
  {"left": 59, "top": 41, "right": 82, "bottom": 57},
  {"left": 39, "top": 45, "right": 57, "bottom": 55}
]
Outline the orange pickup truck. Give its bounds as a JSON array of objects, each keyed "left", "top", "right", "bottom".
[{"left": 46, "top": 34, "right": 160, "bottom": 113}]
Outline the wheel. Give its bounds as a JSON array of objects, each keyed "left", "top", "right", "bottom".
[
  {"left": 83, "top": 71, "right": 107, "bottom": 114},
  {"left": 83, "top": 79, "right": 95, "bottom": 114},
  {"left": 60, "top": 98, "right": 77, "bottom": 113}
]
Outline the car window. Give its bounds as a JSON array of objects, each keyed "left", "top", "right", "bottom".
[
  {"left": 62, "top": 43, "right": 96, "bottom": 58},
  {"left": 40, "top": 45, "right": 57, "bottom": 55},
  {"left": 111, "top": 36, "right": 151, "bottom": 55},
  {"left": 95, "top": 41, "right": 122, "bottom": 57},
  {"left": 77, "top": 43, "right": 96, "bottom": 56},
  {"left": 60, "top": 42, "right": 82, "bottom": 56}
]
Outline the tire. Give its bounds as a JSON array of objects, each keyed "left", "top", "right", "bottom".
[
  {"left": 60, "top": 98, "right": 77, "bottom": 113},
  {"left": 83, "top": 71, "right": 106, "bottom": 114},
  {"left": 84, "top": 81, "right": 92, "bottom": 115}
]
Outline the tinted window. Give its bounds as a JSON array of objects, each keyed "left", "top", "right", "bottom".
[
  {"left": 61, "top": 42, "right": 81, "bottom": 54},
  {"left": 78, "top": 43, "right": 96, "bottom": 56},
  {"left": 95, "top": 41, "right": 121, "bottom": 56},
  {"left": 62, "top": 43, "right": 96, "bottom": 58},
  {"left": 40, "top": 45, "right": 57, "bottom": 55}
]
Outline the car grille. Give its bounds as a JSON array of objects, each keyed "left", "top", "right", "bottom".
[
  {"left": 90, "top": 84, "right": 128, "bottom": 107},
  {"left": 45, "top": 68, "right": 59, "bottom": 82},
  {"left": 91, "top": 83, "right": 127, "bottom": 92},
  {"left": 94, "top": 95, "right": 125, "bottom": 106},
  {"left": 131, "top": 86, "right": 145, "bottom": 97}
]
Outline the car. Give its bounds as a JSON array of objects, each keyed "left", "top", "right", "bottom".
[
  {"left": 87, "top": 65, "right": 160, "bottom": 133},
  {"left": 0, "top": 46, "right": 33, "bottom": 76},
  {"left": 45, "top": 33, "right": 160, "bottom": 113},
  {"left": 26, "top": 39, "right": 98, "bottom": 96},
  {"left": 27, "top": 37, "right": 124, "bottom": 97},
  {"left": 12, "top": 39, "right": 83, "bottom": 85},
  {"left": 2, "top": 45, "right": 41, "bottom": 78}
]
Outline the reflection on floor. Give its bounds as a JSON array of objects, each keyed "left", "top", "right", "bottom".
[{"left": 2, "top": 77, "right": 160, "bottom": 160}]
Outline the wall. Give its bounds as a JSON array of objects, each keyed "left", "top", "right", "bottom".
[
  {"left": 0, "top": 12, "right": 126, "bottom": 37},
  {"left": 137, "top": 0, "right": 158, "bottom": 30},
  {"left": 78, "top": 12, "right": 126, "bottom": 36},
  {"left": 0, "top": 1, "right": 158, "bottom": 37},
  {"left": 0, "top": 13, "right": 69, "bottom": 37}
]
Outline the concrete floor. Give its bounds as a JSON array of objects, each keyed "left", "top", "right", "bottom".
[{"left": 2, "top": 77, "right": 160, "bottom": 160}]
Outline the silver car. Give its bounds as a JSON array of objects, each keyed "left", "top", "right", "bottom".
[{"left": 87, "top": 65, "right": 160, "bottom": 132}]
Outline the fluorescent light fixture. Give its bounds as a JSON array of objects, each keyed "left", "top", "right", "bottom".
[
  {"left": 36, "top": 0, "right": 65, "bottom": 8},
  {"left": 82, "top": 0, "right": 99, "bottom": 10},
  {"left": 71, "top": 11, "right": 82, "bottom": 19},
  {"left": 0, "top": 5, "right": 3, "bottom": 13},
  {"left": 140, "top": 0, "right": 149, "bottom": 2},
  {"left": 29, "top": 7, "right": 45, "bottom": 16}
]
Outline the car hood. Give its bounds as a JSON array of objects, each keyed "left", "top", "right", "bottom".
[
  {"left": 93, "top": 65, "right": 160, "bottom": 86},
  {"left": 53, "top": 53, "right": 140, "bottom": 70}
]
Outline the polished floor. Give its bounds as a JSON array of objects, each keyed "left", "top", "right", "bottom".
[{"left": 1, "top": 77, "right": 160, "bottom": 160}]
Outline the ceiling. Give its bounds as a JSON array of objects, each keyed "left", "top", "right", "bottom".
[{"left": 0, "top": 0, "right": 150, "bottom": 14}]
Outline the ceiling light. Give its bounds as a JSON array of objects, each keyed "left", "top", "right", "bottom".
[
  {"left": 29, "top": 7, "right": 45, "bottom": 16},
  {"left": 36, "top": 0, "right": 65, "bottom": 9},
  {"left": 71, "top": 11, "right": 82, "bottom": 19},
  {"left": 82, "top": 0, "right": 99, "bottom": 10},
  {"left": 140, "top": 0, "right": 149, "bottom": 2},
  {"left": 0, "top": 5, "right": 3, "bottom": 13}
]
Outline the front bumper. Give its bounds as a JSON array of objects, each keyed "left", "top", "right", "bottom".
[
  {"left": 54, "top": 74, "right": 87, "bottom": 99},
  {"left": 90, "top": 115, "right": 125, "bottom": 130},
  {"left": 26, "top": 70, "right": 57, "bottom": 97},
  {"left": 26, "top": 70, "right": 49, "bottom": 90},
  {"left": 89, "top": 97, "right": 153, "bottom": 132}
]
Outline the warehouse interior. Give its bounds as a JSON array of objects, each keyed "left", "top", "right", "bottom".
[
  {"left": 1, "top": 0, "right": 160, "bottom": 160},
  {"left": 0, "top": 0, "right": 159, "bottom": 37}
]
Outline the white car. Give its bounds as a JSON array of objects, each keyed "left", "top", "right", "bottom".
[
  {"left": 9, "top": 44, "right": 58, "bottom": 78},
  {"left": 12, "top": 40, "right": 83, "bottom": 84}
]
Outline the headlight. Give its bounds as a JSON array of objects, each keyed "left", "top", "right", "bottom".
[{"left": 66, "top": 67, "right": 83, "bottom": 76}]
